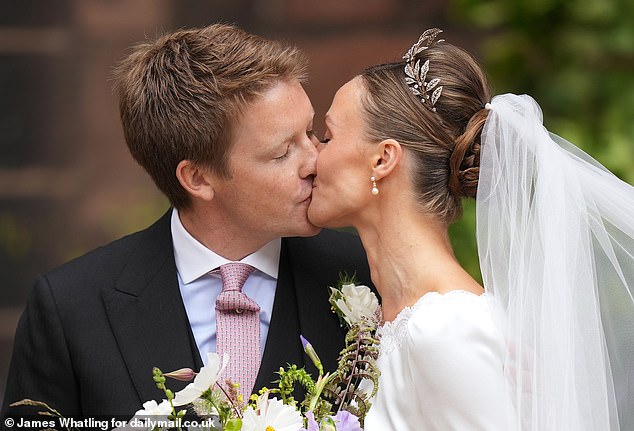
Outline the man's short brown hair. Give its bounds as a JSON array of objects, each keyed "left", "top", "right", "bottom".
[{"left": 112, "top": 23, "right": 307, "bottom": 209}]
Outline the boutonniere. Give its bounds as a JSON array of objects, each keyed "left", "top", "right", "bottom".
[{"left": 329, "top": 276, "right": 380, "bottom": 327}]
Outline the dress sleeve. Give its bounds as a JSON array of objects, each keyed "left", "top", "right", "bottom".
[{"left": 404, "top": 293, "right": 515, "bottom": 430}]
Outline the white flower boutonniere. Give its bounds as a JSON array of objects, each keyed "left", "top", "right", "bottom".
[{"left": 330, "top": 283, "right": 380, "bottom": 327}]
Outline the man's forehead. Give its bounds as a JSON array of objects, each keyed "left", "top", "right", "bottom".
[
  {"left": 238, "top": 84, "right": 313, "bottom": 130},
  {"left": 229, "top": 99, "right": 313, "bottom": 153}
]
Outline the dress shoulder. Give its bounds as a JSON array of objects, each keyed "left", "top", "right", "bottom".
[
  {"left": 379, "top": 290, "right": 501, "bottom": 356},
  {"left": 366, "top": 291, "right": 516, "bottom": 431}
]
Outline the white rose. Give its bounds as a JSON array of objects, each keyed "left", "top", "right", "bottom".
[{"left": 337, "top": 284, "right": 379, "bottom": 326}]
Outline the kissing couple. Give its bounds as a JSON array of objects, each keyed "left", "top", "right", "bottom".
[{"left": 4, "top": 23, "right": 633, "bottom": 431}]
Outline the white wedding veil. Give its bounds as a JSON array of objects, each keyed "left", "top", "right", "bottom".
[{"left": 477, "top": 94, "right": 634, "bottom": 430}]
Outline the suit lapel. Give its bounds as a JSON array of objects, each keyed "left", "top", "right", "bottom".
[
  {"left": 292, "top": 250, "right": 347, "bottom": 376},
  {"left": 254, "top": 239, "right": 305, "bottom": 391},
  {"left": 102, "top": 211, "right": 202, "bottom": 404},
  {"left": 100, "top": 222, "right": 355, "bottom": 403},
  {"left": 254, "top": 235, "right": 348, "bottom": 393}
]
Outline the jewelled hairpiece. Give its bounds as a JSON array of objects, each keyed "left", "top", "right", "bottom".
[{"left": 403, "top": 28, "right": 444, "bottom": 112}]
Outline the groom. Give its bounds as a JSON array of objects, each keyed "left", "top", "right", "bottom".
[{"left": 2, "top": 24, "right": 370, "bottom": 419}]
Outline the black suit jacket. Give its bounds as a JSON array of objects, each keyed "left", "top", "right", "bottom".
[{"left": 1, "top": 211, "right": 371, "bottom": 419}]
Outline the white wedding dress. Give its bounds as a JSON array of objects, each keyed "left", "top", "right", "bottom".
[{"left": 363, "top": 290, "right": 516, "bottom": 431}]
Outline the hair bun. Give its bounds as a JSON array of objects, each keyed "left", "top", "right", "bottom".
[{"left": 448, "top": 108, "right": 488, "bottom": 199}]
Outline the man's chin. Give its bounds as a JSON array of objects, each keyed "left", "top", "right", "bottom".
[
  {"left": 297, "top": 220, "right": 322, "bottom": 237},
  {"left": 294, "top": 226, "right": 322, "bottom": 238},
  {"left": 281, "top": 215, "right": 322, "bottom": 238}
]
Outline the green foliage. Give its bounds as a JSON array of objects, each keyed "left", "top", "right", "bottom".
[
  {"left": 224, "top": 418, "right": 242, "bottom": 431},
  {"left": 270, "top": 281, "right": 381, "bottom": 427},
  {"left": 152, "top": 367, "right": 186, "bottom": 431},
  {"left": 321, "top": 321, "right": 381, "bottom": 426},
  {"left": 272, "top": 364, "right": 317, "bottom": 406},
  {"left": 449, "top": 199, "right": 481, "bottom": 283},
  {"left": 447, "top": 0, "right": 634, "bottom": 280},
  {"left": 196, "top": 388, "right": 235, "bottom": 428}
]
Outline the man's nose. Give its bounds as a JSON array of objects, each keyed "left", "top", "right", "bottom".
[{"left": 299, "top": 137, "right": 319, "bottom": 178}]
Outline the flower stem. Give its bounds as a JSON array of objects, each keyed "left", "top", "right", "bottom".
[
  {"left": 308, "top": 372, "right": 331, "bottom": 411},
  {"left": 215, "top": 382, "right": 243, "bottom": 419}
]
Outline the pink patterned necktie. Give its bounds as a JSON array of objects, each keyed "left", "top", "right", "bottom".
[{"left": 215, "top": 263, "right": 260, "bottom": 398}]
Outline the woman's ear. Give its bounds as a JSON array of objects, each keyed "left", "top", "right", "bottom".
[
  {"left": 175, "top": 160, "right": 215, "bottom": 201},
  {"left": 371, "top": 139, "right": 403, "bottom": 180}
]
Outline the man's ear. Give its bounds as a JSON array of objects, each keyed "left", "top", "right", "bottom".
[
  {"left": 371, "top": 139, "right": 403, "bottom": 180},
  {"left": 175, "top": 160, "right": 215, "bottom": 201}
]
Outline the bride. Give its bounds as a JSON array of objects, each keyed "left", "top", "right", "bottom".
[{"left": 308, "top": 29, "right": 634, "bottom": 430}]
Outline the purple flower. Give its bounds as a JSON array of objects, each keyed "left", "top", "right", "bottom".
[
  {"left": 300, "top": 335, "right": 310, "bottom": 351},
  {"left": 332, "top": 411, "right": 363, "bottom": 431},
  {"left": 300, "top": 411, "right": 363, "bottom": 431},
  {"left": 300, "top": 411, "right": 319, "bottom": 431},
  {"left": 299, "top": 335, "right": 323, "bottom": 375}
]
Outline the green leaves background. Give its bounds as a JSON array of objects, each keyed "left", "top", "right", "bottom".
[{"left": 448, "top": 0, "right": 634, "bottom": 282}]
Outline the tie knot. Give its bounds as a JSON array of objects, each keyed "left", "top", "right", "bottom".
[{"left": 219, "top": 263, "right": 255, "bottom": 293}]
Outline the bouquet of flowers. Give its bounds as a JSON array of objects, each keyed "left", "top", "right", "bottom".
[{"left": 14, "top": 277, "right": 381, "bottom": 431}]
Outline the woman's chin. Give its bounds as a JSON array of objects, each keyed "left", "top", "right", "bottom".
[
  {"left": 307, "top": 205, "right": 326, "bottom": 228},
  {"left": 307, "top": 204, "right": 337, "bottom": 228},
  {"left": 309, "top": 215, "right": 350, "bottom": 231}
]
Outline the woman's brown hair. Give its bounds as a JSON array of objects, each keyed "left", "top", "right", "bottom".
[{"left": 360, "top": 41, "right": 490, "bottom": 223}]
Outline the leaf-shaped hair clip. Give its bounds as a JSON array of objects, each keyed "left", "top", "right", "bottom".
[{"left": 402, "top": 28, "right": 444, "bottom": 112}]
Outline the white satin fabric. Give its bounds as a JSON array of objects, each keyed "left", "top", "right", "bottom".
[{"left": 364, "top": 290, "right": 516, "bottom": 431}]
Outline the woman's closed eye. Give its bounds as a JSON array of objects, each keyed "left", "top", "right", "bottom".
[{"left": 319, "top": 128, "right": 332, "bottom": 144}]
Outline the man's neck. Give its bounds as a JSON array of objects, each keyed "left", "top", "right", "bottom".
[{"left": 177, "top": 208, "right": 273, "bottom": 261}]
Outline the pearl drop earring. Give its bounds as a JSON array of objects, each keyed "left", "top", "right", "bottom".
[{"left": 371, "top": 176, "right": 379, "bottom": 195}]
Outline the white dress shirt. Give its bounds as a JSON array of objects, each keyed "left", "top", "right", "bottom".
[{"left": 170, "top": 209, "right": 280, "bottom": 365}]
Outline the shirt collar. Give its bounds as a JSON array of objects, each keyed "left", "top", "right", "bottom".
[{"left": 171, "top": 208, "right": 281, "bottom": 284}]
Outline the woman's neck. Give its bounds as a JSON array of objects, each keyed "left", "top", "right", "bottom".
[{"left": 355, "top": 204, "right": 482, "bottom": 322}]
